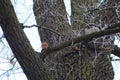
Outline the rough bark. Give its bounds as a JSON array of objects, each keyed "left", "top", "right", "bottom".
[
  {"left": 33, "top": 0, "right": 70, "bottom": 44},
  {"left": 0, "top": 0, "right": 52, "bottom": 80},
  {"left": 33, "top": 0, "right": 115, "bottom": 80},
  {"left": 33, "top": 0, "right": 72, "bottom": 80},
  {"left": 71, "top": 1, "right": 114, "bottom": 80}
]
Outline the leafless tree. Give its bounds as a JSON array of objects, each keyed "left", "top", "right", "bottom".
[{"left": 0, "top": 0, "right": 120, "bottom": 80}]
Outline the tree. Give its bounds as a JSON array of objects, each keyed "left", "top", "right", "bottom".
[{"left": 0, "top": 0, "right": 120, "bottom": 80}]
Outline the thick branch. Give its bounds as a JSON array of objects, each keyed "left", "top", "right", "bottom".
[
  {"left": 112, "top": 45, "right": 120, "bottom": 57},
  {"left": 40, "top": 23, "right": 120, "bottom": 59},
  {"left": 0, "top": 0, "right": 52, "bottom": 80}
]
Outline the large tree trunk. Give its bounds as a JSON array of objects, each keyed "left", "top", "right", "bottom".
[
  {"left": 33, "top": 0, "right": 116, "bottom": 80},
  {"left": 71, "top": 1, "right": 115, "bottom": 80},
  {"left": 33, "top": 0, "right": 72, "bottom": 80},
  {"left": 32, "top": 0, "right": 68, "bottom": 80}
]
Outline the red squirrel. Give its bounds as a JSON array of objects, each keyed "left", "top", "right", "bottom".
[{"left": 41, "top": 42, "right": 48, "bottom": 49}]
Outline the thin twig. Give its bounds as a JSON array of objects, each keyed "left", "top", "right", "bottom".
[{"left": 21, "top": 24, "right": 64, "bottom": 37}]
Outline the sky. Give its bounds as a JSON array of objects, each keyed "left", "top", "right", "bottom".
[
  {"left": 0, "top": 0, "right": 120, "bottom": 80},
  {"left": 11, "top": 0, "right": 41, "bottom": 52}
]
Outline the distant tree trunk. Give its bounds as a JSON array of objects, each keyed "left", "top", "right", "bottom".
[{"left": 33, "top": 0, "right": 118, "bottom": 80}]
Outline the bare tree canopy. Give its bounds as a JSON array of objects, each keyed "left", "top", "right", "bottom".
[{"left": 0, "top": 0, "right": 120, "bottom": 80}]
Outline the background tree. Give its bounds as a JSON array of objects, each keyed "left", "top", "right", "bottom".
[
  {"left": 0, "top": 0, "right": 120, "bottom": 80},
  {"left": 33, "top": 0, "right": 120, "bottom": 80}
]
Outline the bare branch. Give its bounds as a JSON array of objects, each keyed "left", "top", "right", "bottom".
[
  {"left": 21, "top": 24, "right": 64, "bottom": 37},
  {"left": 40, "top": 23, "right": 120, "bottom": 60}
]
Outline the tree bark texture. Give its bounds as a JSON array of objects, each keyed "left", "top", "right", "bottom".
[
  {"left": 33, "top": 0, "right": 116, "bottom": 80},
  {"left": 33, "top": 0, "right": 70, "bottom": 44},
  {"left": 33, "top": 0, "right": 73, "bottom": 80}
]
